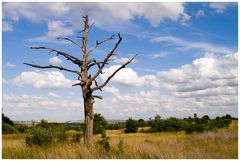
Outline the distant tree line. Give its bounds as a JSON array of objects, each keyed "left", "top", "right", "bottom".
[
  {"left": 124, "top": 114, "right": 235, "bottom": 134},
  {"left": 2, "top": 113, "right": 236, "bottom": 147},
  {"left": 2, "top": 113, "right": 236, "bottom": 136}
]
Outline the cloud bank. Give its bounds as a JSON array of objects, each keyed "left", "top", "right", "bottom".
[{"left": 3, "top": 2, "right": 189, "bottom": 35}]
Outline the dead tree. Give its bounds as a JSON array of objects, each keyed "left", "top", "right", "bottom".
[{"left": 24, "top": 15, "right": 137, "bottom": 148}]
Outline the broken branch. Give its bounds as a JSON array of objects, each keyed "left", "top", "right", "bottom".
[
  {"left": 89, "top": 33, "right": 122, "bottom": 83},
  {"left": 30, "top": 46, "right": 83, "bottom": 66},
  {"left": 57, "top": 37, "right": 82, "bottom": 49},
  {"left": 93, "top": 95, "right": 103, "bottom": 100},
  {"left": 87, "top": 34, "right": 115, "bottom": 56},
  {"left": 23, "top": 63, "right": 81, "bottom": 75},
  {"left": 92, "top": 54, "right": 137, "bottom": 91}
]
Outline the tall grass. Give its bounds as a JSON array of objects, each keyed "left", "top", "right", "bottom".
[{"left": 2, "top": 121, "right": 237, "bottom": 159}]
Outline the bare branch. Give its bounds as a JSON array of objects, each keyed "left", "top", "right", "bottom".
[
  {"left": 87, "top": 34, "right": 115, "bottom": 56},
  {"left": 87, "top": 60, "right": 108, "bottom": 70},
  {"left": 57, "top": 37, "right": 82, "bottom": 49},
  {"left": 78, "top": 29, "right": 85, "bottom": 34},
  {"left": 92, "top": 54, "right": 137, "bottom": 91},
  {"left": 81, "top": 16, "right": 89, "bottom": 57},
  {"left": 72, "top": 82, "right": 82, "bottom": 86},
  {"left": 30, "top": 46, "right": 83, "bottom": 66},
  {"left": 89, "top": 33, "right": 122, "bottom": 83},
  {"left": 23, "top": 63, "right": 81, "bottom": 75},
  {"left": 94, "top": 80, "right": 102, "bottom": 91},
  {"left": 93, "top": 95, "right": 103, "bottom": 100},
  {"left": 78, "top": 16, "right": 89, "bottom": 34}
]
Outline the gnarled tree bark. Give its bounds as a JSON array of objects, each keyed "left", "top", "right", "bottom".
[{"left": 24, "top": 15, "right": 137, "bottom": 148}]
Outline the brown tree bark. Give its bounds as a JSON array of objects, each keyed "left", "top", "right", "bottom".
[{"left": 83, "top": 91, "right": 94, "bottom": 147}]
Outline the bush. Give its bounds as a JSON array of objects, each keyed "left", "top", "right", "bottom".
[
  {"left": 107, "top": 122, "right": 125, "bottom": 130},
  {"left": 26, "top": 126, "right": 54, "bottom": 146},
  {"left": 17, "top": 125, "right": 28, "bottom": 133},
  {"left": 72, "top": 133, "right": 82, "bottom": 143},
  {"left": 2, "top": 114, "right": 18, "bottom": 134},
  {"left": 25, "top": 121, "right": 68, "bottom": 146},
  {"left": 2, "top": 123, "right": 17, "bottom": 134},
  {"left": 93, "top": 113, "right": 108, "bottom": 135},
  {"left": 165, "top": 117, "right": 182, "bottom": 132},
  {"left": 185, "top": 124, "right": 195, "bottom": 134},
  {"left": 2, "top": 114, "right": 14, "bottom": 126},
  {"left": 138, "top": 119, "right": 147, "bottom": 127},
  {"left": 125, "top": 118, "right": 138, "bottom": 133},
  {"left": 97, "top": 133, "right": 111, "bottom": 153}
]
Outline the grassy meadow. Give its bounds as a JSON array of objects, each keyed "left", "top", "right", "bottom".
[{"left": 2, "top": 121, "right": 238, "bottom": 159}]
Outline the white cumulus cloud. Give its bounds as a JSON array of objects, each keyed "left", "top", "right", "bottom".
[
  {"left": 49, "top": 56, "right": 63, "bottom": 65},
  {"left": 3, "top": 2, "right": 189, "bottom": 34},
  {"left": 48, "top": 92, "right": 61, "bottom": 98},
  {"left": 29, "top": 20, "right": 73, "bottom": 42},
  {"left": 3, "top": 93, "right": 83, "bottom": 121},
  {"left": 10, "top": 71, "right": 75, "bottom": 89},
  {"left": 102, "top": 86, "right": 119, "bottom": 94},
  {"left": 100, "top": 65, "right": 160, "bottom": 88},
  {"left": 158, "top": 53, "right": 238, "bottom": 98}
]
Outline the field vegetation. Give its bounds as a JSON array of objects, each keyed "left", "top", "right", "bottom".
[{"left": 2, "top": 113, "right": 238, "bottom": 159}]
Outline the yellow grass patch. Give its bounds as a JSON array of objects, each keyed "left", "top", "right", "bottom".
[{"left": 2, "top": 121, "right": 238, "bottom": 159}]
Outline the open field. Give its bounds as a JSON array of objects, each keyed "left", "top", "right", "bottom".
[{"left": 2, "top": 121, "right": 238, "bottom": 159}]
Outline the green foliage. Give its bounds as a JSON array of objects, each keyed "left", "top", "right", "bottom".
[
  {"left": 107, "top": 122, "right": 125, "bottom": 130},
  {"left": 25, "top": 126, "right": 54, "bottom": 146},
  {"left": 148, "top": 114, "right": 233, "bottom": 134},
  {"left": 2, "top": 114, "right": 18, "bottom": 134},
  {"left": 97, "top": 133, "right": 111, "bottom": 153},
  {"left": 25, "top": 120, "right": 67, "bottom": 146},
  {"left": 2, "top": 123, "right": 17, "bottom": 134},
  {"left": 138, "top": 118, "right": 147, "bottom": 127},
  {"left": 64, "top": 124, "right": 84, "bottom": 132},
  {"left": 72, "top": 133, "right": 82, "bottom": 143},
  {"left": 185, "top": 124, "right": 195, "bottom": 134},
  {"left": 2, "top": 114, "right": 14, "bottom": 126},
  {"left": 16, "top": 125, "right": 28, "bottom": 133},
  {"left": 125, "top": 118, "right": 138, "bottom": 133},
  {"left": 93, "top": 113, "right": 108, "bottom": 135},
  {"left": 202, "top": 115, "right": 210, "bottom": 121}
]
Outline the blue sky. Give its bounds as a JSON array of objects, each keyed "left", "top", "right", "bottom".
[{"left": 2, "top": 2, "right": 238, "bottom": 121}]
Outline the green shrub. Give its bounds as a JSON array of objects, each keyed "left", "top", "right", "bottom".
[
  {"left": 17, "top": 125, "right": 28, "bottom": 133},
  {"left": 93, "top": 113, "right": 108, "bottom": 135},
  {"left": 25, "top": 126, "right": 54, "bottom": 146},
  {"left": 72, "top": 133, "right": 82, "bottom": 143},
  {"left": 185, "top": 125, "right": 195, "bottom": 134},
  {"left": 55, "top": 131, "right": 67, "bottom": 143},
  {"left": 107, "top": 122, "right": 125, "bottom": 130},
  {"left": 97, "top": 133, "right": 111, "bottom": 153},
  {"left": 2, "top": 114, "right": 14, "bottom": 126},
  {"left": 2, "top": 114, "right": 18, "bottom": 134},
  {"left": 2, "top": 123, "right": 17, "bottom": 134},
  {"left": 125, "top": 118, "right": 138, "bottom": 133},
  {"left": 25, "top": 121, "right": 68, "bottom": 146}
]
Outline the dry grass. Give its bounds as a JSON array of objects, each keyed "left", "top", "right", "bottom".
[{"left": 2, "top": 121, "right": 238, "bottom": 159}]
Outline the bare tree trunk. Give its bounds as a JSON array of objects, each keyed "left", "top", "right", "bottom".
[{"left": 83, "top": 90, "right": 94, "bottom": 148}]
